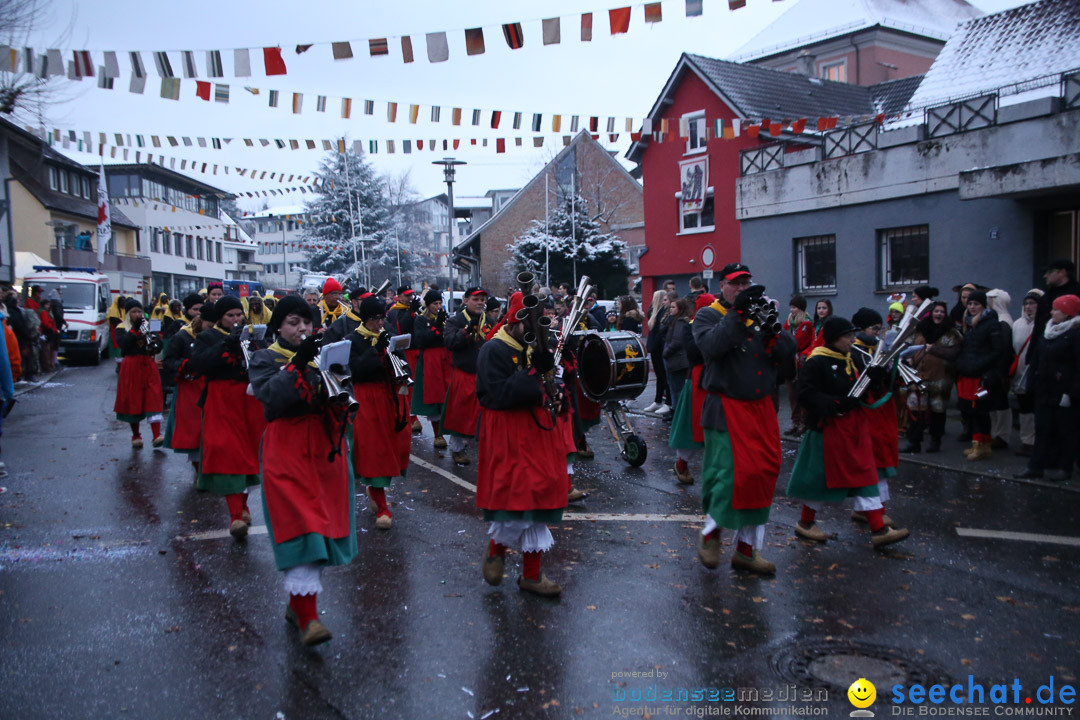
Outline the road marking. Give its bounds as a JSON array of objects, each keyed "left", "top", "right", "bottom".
[
  {"left": 955, "top": 527, "right": 1080, "bottom": 547},
  {"left": 563, "top": 513, "right": 702, "bottom": 523},
  {"left": 182, "top": 526, "right": 270, "bottom": 542},
  {"left": 409, "top": 454, "right": 478, "bottom": 493}
]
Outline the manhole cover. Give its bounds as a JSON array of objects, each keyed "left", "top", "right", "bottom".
[{"left": 770, "top": 639, "right": 951, "bottom": 691}]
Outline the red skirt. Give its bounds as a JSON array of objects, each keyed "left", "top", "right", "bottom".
[
  {"left": 956, "top": 376, "right": 980, "bottom": 402},
  {"left": 262, "top": 414, "right": 351, "bottom": 544},
  {"left": 575, "top": 380, "right": 603, "bottom": 421},
  {"left": 477, "top": 408, "right": 570, "bottom": 512},
  {"left": 170, "top": 377, "right": 205, "bottom": 451},
  {"left": 823, "top": 411, "right": 878, "bottom": 489},
  {"left": 720, "top": 395, "right": 782, "bottom": 510},
  {"left": 351, "top": 382, "right": 411, "bottom": 479},
  {"left": 114, "top": 355, "right": 163, "bottom": 417},
  {"left": 201, "top": 380, "right": 267, "bottom": 476},
  {"left": 865, "top": 394, "right": 899, "bottom": 470},
  {"left": 422, "top": 346, "right": 452, "bottom": 405},
  {"left": 442, "top": 368, "right": 481, "bottom": 436},
  {"left": 556, "top": 408, "right": 577, "bottom": 456}
]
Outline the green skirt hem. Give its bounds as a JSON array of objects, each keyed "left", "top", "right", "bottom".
[
  {"left": 701, "top": 428, "right": 772, "bottom": 529},
  {"left": 116, "top": 413, "right": 152, "bottom": 423},
  {"left": 197, "top": 472, "right": 260, "bottom": 495},
  {"left": 786, "top": 430, "right": 880, "bottom": 503},
  {"left": 359, "top": 476, "right": 393, "bottom": 489}
]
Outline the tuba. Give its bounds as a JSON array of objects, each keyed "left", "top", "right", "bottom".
[{"left": 848, "top": 299, "right": 932, "bottom": 399}]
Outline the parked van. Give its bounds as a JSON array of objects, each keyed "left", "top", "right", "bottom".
[{"left": 23, "top": 266, "right": 111, "bottom": 364}]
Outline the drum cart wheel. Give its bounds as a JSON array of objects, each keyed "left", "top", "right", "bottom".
[{"left": 603, "top": 401, "right": 648, "bottom": 467}]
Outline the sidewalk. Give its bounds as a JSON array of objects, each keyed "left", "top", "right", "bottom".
[
  {"left": 628, "top": 378, "right": 1079, "bottom": 493},
  {"left": 13, "top": 367, "right": 62, "bottom": 397}
]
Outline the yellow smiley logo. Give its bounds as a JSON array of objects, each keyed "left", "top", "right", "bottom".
[{"left": 848, "top": 678, "right": 877, "bottom": 709}]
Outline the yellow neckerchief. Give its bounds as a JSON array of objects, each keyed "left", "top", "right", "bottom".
[
  {"left": 462, "top": 308, "right": 491, "bottom": 337},
  {"left": 708, "top": 299, "right": 755, "bottom": 328},
  {"left": 391, "top": 301, "right": 410, "bottom": 312},
  {"left": 810, "top": 345, "right": 856, "bottom": 379},
  {"left": 494, "top": 325, "right": 532, "bottom": 366},
  {"left": 345, "top": 306, "right": 362, "bottom": 323},
  {"left": 164, "top": 307, "right": 182, "bottom": 322},
  {"left": 319, "top": 299, "right": 345, "bottom": 322},
  {"left": 355, "top": 323, "right": 381, "bottom": 347},
  {"left": 181, "top": 321, "right": 197, "bottom": 339},
  {"left": 853, "top": 337, "right": 878, "bottom": 352},
  {"left": 121, "top": 311, "right": 139, "bottom": 332},
  {"left": 247, "top": 305, "right": 272, "bottom": 325},
  {"left": 213, "top": 324, "right": 231, "bottom": 337},
  {"left": 268, "top": 341, "right": 319, "bottom": 369}
]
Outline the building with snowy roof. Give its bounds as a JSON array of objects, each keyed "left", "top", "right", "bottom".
[{"left": 734, "top": 0, "right": 1080, "bottom": 315}]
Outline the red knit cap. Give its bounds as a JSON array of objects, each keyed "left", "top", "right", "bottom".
[
  {"left": 695, "top": 293, "right": 716, "bottom": 314},
  {"left": 322, "top": 277, "right": 342, "bottom": 294},
  {"left": 1052, "top": 294, "right": 1080, "bottom": 318},
  {"left": 505, "top": 292, "right": 525, "bottom": 323}
]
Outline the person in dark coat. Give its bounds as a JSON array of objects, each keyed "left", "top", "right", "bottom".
[
  {"left": 410, "top": 289, "right": 451, "bottom": 449},
  {"left": 691, "top": 263, "right": 796, "bottom": 575},
  {"left": 1025, "top": 259, "right": 1080, "bottom": 390},
  {"left": 668, "top": 293, "right": 714, "bottom": 485},
  {"left": 643, "top": 289, "right": 671, "bottom": 414},
  {"left": 249, "top": 296, "right": 356, "bottom": 647},
  {"left": 441, "top": 288, "right": 491, "bottom": 465},
  {"left": 662, "top": 297, "right": 693, "bottom": 410},
  {"left": 161, "top": 294, "right": 205, "bottom": 471},
  {"left": 113, "top": 299, "right": 164, "bottom": 448},
  {"left": 953, "top": 290, "right": 1005, "bottom": 461},
  {"left": 1017, "top": 294, "right": 1080, "bottom": 481},
  {"left": 786, "top": 317, "right": 909, "bottom": 549},
  {"left": 476, "top": 292, "right": 570, "bottom": 597}
]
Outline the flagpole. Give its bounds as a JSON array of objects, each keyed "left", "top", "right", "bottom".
[
  {"left": 571, "top": 172, "right": 577, "bottom": 289},
  {"left": 544, "top": 174, "right": 550, "bottom": 288}
]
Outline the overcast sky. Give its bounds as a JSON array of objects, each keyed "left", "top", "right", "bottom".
[{"left": 15, "top": 0, "right": 1029, "bottom": 212}]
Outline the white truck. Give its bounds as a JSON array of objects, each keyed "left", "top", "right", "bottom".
[{"left": 22, "top": 266, "right": 112, "bottom": 364}]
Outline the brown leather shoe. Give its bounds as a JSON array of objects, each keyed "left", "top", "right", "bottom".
[
  {"left": 698, "top": 533, "right": 721, "bottom": 569},
  {"left": 300, "top": 620, "right": 332, "bottom": 647},
  {"left": 871, "top": 526, "right": 910, "bottom": 548},
  {"left": 375, "top": 513, "right": 392, "bottom": 530},
  {"left": 795, "top": 522, "right": 827, "bottom": 543},
  {"left": 152, "top": 435, "right": 164, "bottom": 448},
  {"left": 433, "top": 435, "right": 447, "bottom": 449},
  {"left": 241, "top": 510, "right": 253, "bottom": 525},
  {"left": 229, "top": 519, "right": 249, "bottom": 540},
  {"left": 731, "top": 550, "right": 776, "bottom": 575},
  {"left": 482, "top": 547, "right": 505, "bottom": 586},
  {"left": 674, "top": 461, "right": 693, "bottom": 484},
  {"left": 517, "top": 574, "right": 562, "bottom": 597},
  {"left": 411, "top": 419, "right": 423, "bottom": 434},
  {"left": 966, "top": 441, "right": 992, "bottom": 461},
  {"left": 576, "top": 445, "right": 594, "bottom": 460},
  {"left": 131, "top": 437, "right": 143, "bottom": 449},
  {"left": 452, "top": 451, "right": 470, "bottom": 466},
  {"left": 567, "top": 487, "right": 587, "bottom": 502}
]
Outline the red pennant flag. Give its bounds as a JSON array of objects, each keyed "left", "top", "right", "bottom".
[
  {"left": 827, "top": 117, "right": 838, "bottom": 129},
  {"left": 502, "top": 23, "right": 525, "bottom": 50},
  {"left": 589, "top": 116, "right": 599, "bottom": 132},
  {"left": 816, "top": 117, "right": 829, "bottom": 131},
  {"left": 728, "top": 0, "right": 746, "bottom": 8},
  {"left": 761, "top": 117, "right": 771, "bottom": 130},
  {"left": 609, "top": 7, "right": 631, "bottom": 34},
  {"left": 874, "top": 113, "right": 885, "bottom": 125},
  {"left": 491, "top": 110, "right": 501, "bottom": 129},
  {"left": 416, "top": 140, "right": 423, "bottom": 151},
  {"left": 453, "top": 139, "right": 460, "bottom": 150},
  {"left": 496, "top": 138, "right": 506, "bottom": 153},
  {"left": 769, "top": 123, "right": 782, "bottom": 136},
  {"left": 792, "top": 118, "right": 807, "bottom": 134},
  {"left": 195, "top": 81, "right": 211, "bottom": 101},
  {"left": 630, "top": 132, "right": 641, "bottom": 141},
  {"left": 263, "top": 47, "right": 287, "bottom": 75},
  {"left": 747, "top": 124, "right": 760, "bottom": 139}
]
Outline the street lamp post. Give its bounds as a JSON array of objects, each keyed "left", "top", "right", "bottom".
[{"left": 432, "top": 158, "right": 466, "bottom": 298}]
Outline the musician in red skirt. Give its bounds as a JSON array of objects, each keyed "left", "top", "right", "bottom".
[
  {"left": 411, "top": 289, "right": 452, "bottom": 450},
  {"left": 477, "top": 292, "right": 570, "bottom": 597},
  {"left": 349, "top": 296, "right": 411, "bottom": 530},
  {"left": 189, "top": 295, "right": 268, "bottom": 540},
  {"left": 442, "top": 288, "right": 491, "bottom": 465},
  {"left": 249, "top": 296, "right": 356, "bottom": 647},
  {"left": 113, "top": 299, "right": 164, "bottom": 448},
  {"left": 162, "top": 294, "right": 205, "bottom": 472}
]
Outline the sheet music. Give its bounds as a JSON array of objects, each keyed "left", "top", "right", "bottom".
[
  {"left": 389, "top": 334, "right": 411, "bottom": 352},
  {"left": 319, "top": 340, "right": 352, "bottom": 370}
]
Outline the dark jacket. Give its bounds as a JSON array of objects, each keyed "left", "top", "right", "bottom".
[
  {"left": 162, "top": 324, "right": 197, "bottom": 383},
  {"left": 1027, "top": 278, "right": 1080, "bottom": 378},
  {"left": 412, "top": 312, "right": 446, "bottom": 350},
  {"left": 692, "top": 303, "right": 796, "bottom": 431},
  {"left": 116, "top": 326, "right": 158, "bottom": 357},
  {"left": 955, "top": 309, "right": 1005, "bottom": 382},
  {"left": 189, "top": 326, "right": 248, "bottom": 382},
  {"left": 3, "top": 297, "right": 30, "bottom": 344},
  {"left": 617, "top": 310, "right": 644, "bottom": 334},
  {"left": 443, "top": 309, "right": 487, "bottom": 373},
  {"left": 347, "top": 332, "right": 391, "bottom": 385},
  {"left": 385, "top": 303, "right": 416, "bottom": 336},
  {"left": 645, "top": 307, "right": 667, "bottom": 352},
  {"left": 322, "top": 308, "right": 363, "bottom": 344},
  {"left": 476, "top": 337, "right": 543, "bottom": 411},
  {"left": 797, "top": 352, "right": 859, "bottom": 432},
  {"left": 1031, "top": 318, "right": 1080, "bottom": 407},
  {"left": 662, "top": 317, "right": 692, "bottom": 374},
  {"left": 249, "top": 344, "right": 327, "bottom": 421}
]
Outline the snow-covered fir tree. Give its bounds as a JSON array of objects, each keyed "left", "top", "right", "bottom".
[
  {"left": 507, "top": 194, "right": 630, "bottom": 298},
  {"left": 301, "top": 151, "right": 422, "bottom": 289}
]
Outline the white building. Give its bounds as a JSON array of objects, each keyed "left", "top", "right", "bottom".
[
  {"left": 242, "top": 205, "right": 311, "bottom": 291},
  {"left": 104, "top": 164, "right": 237, "bottom": 298}
]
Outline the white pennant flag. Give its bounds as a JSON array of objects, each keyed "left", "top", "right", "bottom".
[{"left": 96, "top": 160, "right": 112, "bottom": 265}]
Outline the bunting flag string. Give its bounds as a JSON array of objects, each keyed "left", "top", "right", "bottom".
[{"left": 12, "top": 0, "right": 770, "bottom": 83}]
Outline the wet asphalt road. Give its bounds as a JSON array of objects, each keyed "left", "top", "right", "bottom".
[{"left": 1, "top": 362, "right": 1078, "bottom": 720}]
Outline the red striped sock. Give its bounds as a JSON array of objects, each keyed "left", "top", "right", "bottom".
[
  {"left": 522, "top": 551, "right": 541, "bottom": 580},
  {"left": 800, "top": 505, "right": 816, "bottom": 525},
  {"left": 863, "top": 508, "right": 885, "bottom": 532},
  {"left": 289, "top": 592, "right": 318, "bottom": 629},
  {"left": 225, "top": 493, "right": 245, "bottom": 522},
  {"left": 368, "top": 487, "right": 390, "bottom": 517}
]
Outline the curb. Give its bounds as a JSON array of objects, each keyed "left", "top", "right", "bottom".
[{"left": 13, "top": 368, "right": 62, "bottom": 397}]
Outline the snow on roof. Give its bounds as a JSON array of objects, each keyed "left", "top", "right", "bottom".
[
  {"left": 248, "top": 204, "right": 308, "bottom": 218},
  {"left": 452, "top": 196, "right": 494, "bottom": 210},
  {"left": 730, "top": 0, "right": 983, "bottom": 62},
  {"left": 220, "top": 212, "right": 256, "bottom": 245},
  {"left": 904, "top": 0, "right": 1080, "bottom": 111}
]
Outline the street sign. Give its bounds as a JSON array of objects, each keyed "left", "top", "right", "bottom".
[
  {"left": 702, "top": 269, "right": 714, "bottom": 279},
  {"left": 700, "top": 245, "right": 715, "bottom": 268}
]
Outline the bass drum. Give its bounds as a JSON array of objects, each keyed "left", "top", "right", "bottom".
[{"left": 577, "top": 331, "right": 650, "bottom": 403}]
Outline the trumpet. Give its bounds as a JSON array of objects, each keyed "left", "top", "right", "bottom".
[
  {"left": 554, "top": 275, "right": 594, "bottom": 367},
  {"left": 237, "top": 324, "right": 266, "bottom": 368},
  {"left": 743, "top": 286, "right": 782, "bottom": 337},
  {"left": 848, "top": 299, "right": 932, "bottom": 399},
  {"left": 138, "top": 319, "right": 164, "bottom": 355},
  {"left": 308, "top": 335, "right": 360, "bottom": 411}
]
